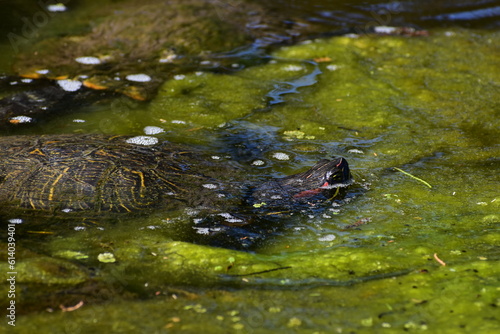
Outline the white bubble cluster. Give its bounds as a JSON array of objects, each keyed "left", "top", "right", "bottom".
[
  {"left": 47, "top": 4, "right": 67, "bottom": 12},
  {"left": 125, "top": 74, "right": 152, "bottom": 82},
  {"left": 283, "top": 64, "right": 304, "bottom": 72},
  {"left": 8, "top": 219, "right": 23, "bottom": 224},
  {"left": 75, "top": 56, "right": 101, "bottom": 65},
  {"left": 57, "top": 79, "right": 82, "bottom": 92},
  {"left": 202, "top": 184, "right": 217, "bottom": 189},
  {"left": 318, "top": 234, "right": 336, "bottom": 242},
  {"left": 272, "top": 152, "right": 290, "bottom": 160},
  {"left": 143, "top": 126, "right": 164, "bottom": 135},
  {"left": 125, "top": 136, "right": 158, "bottom": 146}
]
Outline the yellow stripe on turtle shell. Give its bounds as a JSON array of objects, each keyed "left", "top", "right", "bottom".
[
  {"left": 48, "top": 167, "right": 70, "bottom": 201},
  {"left": 131, "top": 170, "right": 146, "bottom": 197},
  {"left": 29, "top": 148, "right": 45, "bottom": 156}
]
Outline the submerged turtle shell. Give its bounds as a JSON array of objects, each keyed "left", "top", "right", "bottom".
[{"left": 0, "top": 134, "right": 244, "bottom": 218}]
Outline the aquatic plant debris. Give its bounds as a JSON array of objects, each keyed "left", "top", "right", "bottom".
[{"left": 393, "top": 167, "right": 432, "bottom": 188}]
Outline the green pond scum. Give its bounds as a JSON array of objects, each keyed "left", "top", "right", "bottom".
[{"left": 1, "top": 28, "right": 499, "bottom": 333}]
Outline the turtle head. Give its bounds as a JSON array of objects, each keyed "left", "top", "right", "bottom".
[
  {"left": 283, "top": 157, "right": 351, "bottom": 201},
  {"left": 251, "top": 157, "right": 351, "bottom": 208}
]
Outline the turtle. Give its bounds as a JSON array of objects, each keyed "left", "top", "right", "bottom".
[
  {"left": 0, "top": 134, "right": 351, "bottom": 247},
  {"left": 1, "top": 0, "right": 325, "bottom": 126}
]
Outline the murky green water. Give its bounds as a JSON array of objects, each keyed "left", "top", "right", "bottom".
[{"left": 1, "top": 1, "right": 499, "bottom": 333}]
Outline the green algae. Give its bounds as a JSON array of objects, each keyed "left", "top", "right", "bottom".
[{"left": 2, "top": 27, "right": 499, "bottom": 333}]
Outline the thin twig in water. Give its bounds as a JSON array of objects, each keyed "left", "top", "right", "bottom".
[
  {"left": 433, "top": 253, "right": 446, "bottom": 266},
  {"left": 393, "top": 167, "right": 432, "bottom": 188}
]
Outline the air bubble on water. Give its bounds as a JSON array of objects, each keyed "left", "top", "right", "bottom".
[
  {"left": 21, "top": 78, "right": 33, "bottom": 83},
  {"left": 203, "top": 184, "right": 217, "bottom": 189},
  {"left": 171, "top": 120, "right": 186, "bottom": 124},
  {"left": 125, "top": 73, "right": 152, "bottom": 82},
  {"left": 8, "top": 218, "right": 23, "bottom": 224},
  {"left": 326, "top": 64, "right": 339, "bottom": 71},
  {"left": 47, "top": 4, "right": 67, "bottom": 12},
  {"left": 125, "top": 136, "right": 158, "bottom": 146},
  {"left": 143, "top": 126, "right": 164, "bottom": 135},
  {"left": 347, "top": 149, "right": 364, "bottom": 154},
  {"left": 61, "top": 208, "right": 73, "bottom": 213},
  {"left": 36, "top": 69, "right": 49, "bottom": 75},
  {"left": 73, "top": 119, "right": 86, "bottom": 123},
  {"left": 74, "top": 226, "right": 86, "bottom": 231},
  {"left": 75, "top": 56, "right": 101, "bottom": 65},
  {"left": 272, "top": 152, "right": 290, "bottom": 160},
  {"left": 174, "top": 74, "right": 185, "bottom": 80},
  {"left": 57, "top": 79, "right": 82, "bottom": 92},
  {"left": 211, "top": 156, "right": 221, "bottom": 160}
]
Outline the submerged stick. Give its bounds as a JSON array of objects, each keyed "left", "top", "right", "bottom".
[{"left": 393, "top": 167, "right": 432, "bottom": 188}]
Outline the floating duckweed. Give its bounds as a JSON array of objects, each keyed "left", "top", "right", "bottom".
[
  {"left": 287, "top": 317, "right": 302, "bottom": 328},
  {"left": 184, "top": 304, "right": 207, "bottom": 313},
  {"left": 125, "top": 136, "right": 158, "bottom": 146},
  {"left": 253, "top": 202, "right": 267, "bottom": 208},
  {"left": 75, "top": 56, "right": 101, "bottom": 65},
  {"left": 98, "top": 252, "right": 116, "bottom": 263},
  {"left": 232, "top": 323, "right": 244, "bottom": 330},
  {"left": 283, "top": 130, "right": 314, "bottom": 140},
  {"left": 268, "top": 307, "right": 281, "bottom": 313},
  {"left": 361, "top": 317, "right": 373, "bottom": 327}
]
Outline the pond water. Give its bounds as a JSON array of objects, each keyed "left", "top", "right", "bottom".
[{"left": 0, "top": 0, "right": 499, "bottom": 333}]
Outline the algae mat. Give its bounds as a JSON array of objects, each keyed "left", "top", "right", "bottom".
[{"left": 2, "top": 28, "right": 499, "bottom": 333}]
